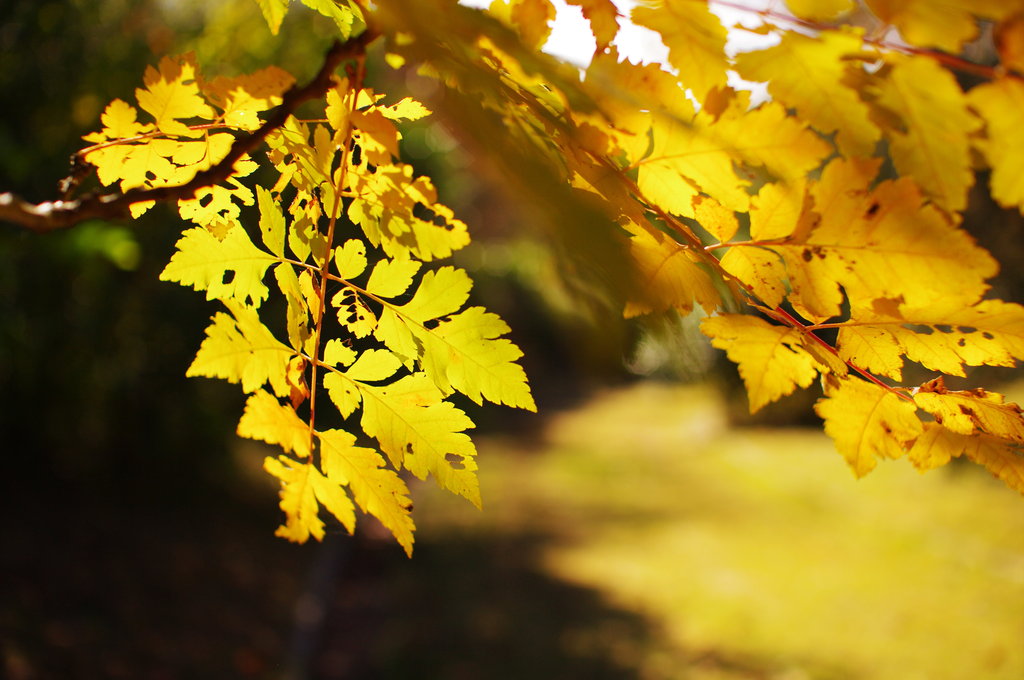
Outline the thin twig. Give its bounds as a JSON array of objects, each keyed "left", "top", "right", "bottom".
[{"left": 0, "top": 29, "right": 379, "bottom": 234}]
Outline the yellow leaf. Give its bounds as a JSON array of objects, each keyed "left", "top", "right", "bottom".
[
  {"left": 318, "top": 429, "right": 416, "bottom": 555},
  {"left": 784, "top": 0, "right": 853, "bottom": 21},
  {"left": 398, "top": 266, "right": 473, "bottom": 322},
  {"left": 254, "top": 0, "right": 289, "bottom": 34},
  {"left": 768, "top": 158, "right": 996, "bottom": 320},
  {"left": 837, "top": 299, "right": 1024, "bottom": 380},
  {"left": 365, "top": 258, "right": 422, "bottom": 298},
  {"left": 631, "top": 0, "right": 728, "bottom": 104},
  {"left": 565, "top": 0, "right": 619, "bottom": 51},
  {"left": 160, "top": 225, "right": 277, "bottom": 307},
  {"left": 693, "top": 195, "right": 738, "bottom": 242},
  {"left": 870, "top": 54, "right": 979, "bottom": 215},
  {"left": 906, "top": 422, "right": 959, "bottom": 470},
  {"left": 333, "top": 239, "right": 369, "bottom": 279},
  {"left": 348, "top": 166, "right": 471, "bottom": 261},
  {"left": 299, "top": 0, "right": 358, "bottom": 37},
  {"left": 417, "top": 307, "right": 536, "bottom": 410},
  {"left": 969, "top": 77, "right": 1024, "bottom": 214},
  {"left": 263, "top": 456, "right": 328, "bottom": 542},
  {"left": 377, "top": 97, "right": 432, "bottom": 122},
  {"left": 256, "top": 186, "right": 286, "bottom": 257},
  {"left": 352, "top": 109, "right": 401, "bottom": 164},
  {"left": 914, "top": 378, "right": 1024, "bottom": 445},
  {"left": 638, "top": 98, "right": 830, "bottom": 216},
  {"left": 735, "top": 29, "right": 880, "bottom": 157},
  {"left": 701, "top": 315, "right": 824, "bottom": 413},
  {"left": 359, "top": 374, "right": 481, "bottom": 507},
  {"left": 815, "top": 377, "right": 922, "bottom": 476},
  {"left": 135, "top": 54, "right": 214, "bottom": 137},
  {"left": 490, "top": 0, "right": 556, "bottom": 50},
  {"left": 323, "top": 372, "right": 362, "bottom": 419},
  {"left": 345, "top": 348, "right": 404, "bottom": 382},
  {"left": 748, "top": 179, "right": 813, "bottom": 241},
  {"left": 204, "top": 65, "right": 295, "bottom": 130},
  {"left": 187, "top": 302, "right": 295, "bottom": 397},
  {"left": 83, "top": 98, "right": 152, "bottom": 142},
  {"left": 623, "top": 229, "right": 720, "bottom": 318},
  {"left": 331, "top": 286, "right": 377, "bottom": 337},
  {"left": 863, "top": 0, "right": 1016, "bottom": 51},
  {"left": 908, "top": 423, "right": 1024, "bottom": 494},
  {"left": 719, "top": 247, "right": 787, "bottom": 310},
  {"left": 323, "top": 338, "right": 358, "bottom": 367},
  {"left": 238, "top": 390, "right": 312, "bottom": 458}
]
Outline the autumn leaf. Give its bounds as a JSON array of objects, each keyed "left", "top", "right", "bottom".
[
  {"left": 909, "top": 424, "right": 1024, "bottom": 494},
  {"left": 318, "top": 429, "right": 416, "bottom": 555},
  {"left": 359, "top": 374, "right": 481, "bottom": 507},
  {"left": 624, "top": 228, "right": 720, "bottom": 318},
  {"left": 631, "top": 0, "right": 728, "bottom": 104},
  {"left": 869, "top": 54, "right": 979, "bottom": 215},
  {"left": 237, "top": 389, "right": 312, "bottom": 458},
  {"left": 160, "top": 224, "right": 278, "bottom": 307},
  {"left": 815, "top": 377, "right": 922, "bottom": 476},
  {"left": 701, "top": 315, "right": 825, "bottom": 413},
  {"left": 136, "top": 54, "right": 214, "bottom": 137},
  {"left": 187, "top": 302, "right": 296, "bottom": 397},
  {"left": 969, "top": 77, "right": 1024, "bottom": 214},
  {"left": 836, "top": 299, "right": 1024, "bottom": 380},
  {"left": 735, "top": 29, "right": 879, "bottom": 157},
  {"left": 914, "top": 377, "right": 1024, "bottom": 445}
]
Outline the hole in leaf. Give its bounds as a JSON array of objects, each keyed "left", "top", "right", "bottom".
[
  {"left": 199, "top": 193, "right": 214, "bottom": 207},
  {"left": 351, "top": 145, "right": 362, "bottom": 166},
  {"left": 222, "top": 270, "right": 235, "bottom": 285},
  {"left": 445, "top": 453, "right": 465, "bottom": 470}
]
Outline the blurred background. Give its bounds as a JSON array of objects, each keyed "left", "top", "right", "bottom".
[{"left": 1, "top": 1, "right": 1023, "bottom": 678}]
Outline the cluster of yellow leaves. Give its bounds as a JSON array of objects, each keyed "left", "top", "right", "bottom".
[
  {"left": 86, "top": 45, "right": 534, "bottom": 554},
  {"left": 83, "top": 54, "right": 295, "bottom": 225},
  {"left": 368, "top": 0, "right": 1024, "bottom": 494}
]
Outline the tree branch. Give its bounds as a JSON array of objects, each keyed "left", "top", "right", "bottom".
[{"left": 0, "top": 28, "right": 379, "bottom": 234}]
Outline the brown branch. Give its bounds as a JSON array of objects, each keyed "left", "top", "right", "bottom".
[{"left": 0, "top": 28, "right": 380, "bottom": 234}]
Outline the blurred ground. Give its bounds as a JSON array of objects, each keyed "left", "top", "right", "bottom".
[{"left": 5, "top": 380, "right": 1023, "bottom": 679}]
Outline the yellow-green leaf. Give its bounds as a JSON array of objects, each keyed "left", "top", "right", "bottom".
[
  {"left": 187, "top": 302, "right": 295, "bottom": 397},
  {"left": 238, "top": 389, "right": 312, "bottom": 458},
  {"left": 359, "top": 374, "right": 480, "bottom": 507},
  {"left": 416, "top": 307, "right": 536, "bottom": 410},
  {"left": 318, "top": 429, "right": 415, "bottom": 555},
  {"left": 160, "top": 225, "right": 277, "bottom": 307},
  {"left": 136, "top": 54, "right": 214, "bottom": 137},
  {"left": 366, "top": 258, "right": 422, "bottom": 298}
]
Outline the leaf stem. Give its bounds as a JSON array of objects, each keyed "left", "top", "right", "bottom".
[{"left": 307, "top": 59, "right": 367, "bottom": 452}]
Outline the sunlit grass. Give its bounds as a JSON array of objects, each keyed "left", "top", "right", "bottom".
[{"left": 415, "top": 381, "right": 1024, "bottom": 679}]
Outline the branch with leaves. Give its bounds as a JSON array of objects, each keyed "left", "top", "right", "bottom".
[
  {"left": 9, "top": 0, "right": 1024, "bottom": 553},
  {"left": 0, "top": 29, "right": 378, "bottom": 233}
]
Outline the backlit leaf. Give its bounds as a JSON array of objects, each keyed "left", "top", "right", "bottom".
[
  {"left": 187, "top": 302, "right": 295, "bottom": 397},
  {"left": 160, "top": 225, "right": 278, "bottom": 307},
  {"left": 701, "top": 315, "right": 825, "bottom": 413},
  {"left": 815, "top": 377, "right": 922, "bottom": 476},
  {"left": 318, "top": 429, "right": 415, "bottom": 556}
]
